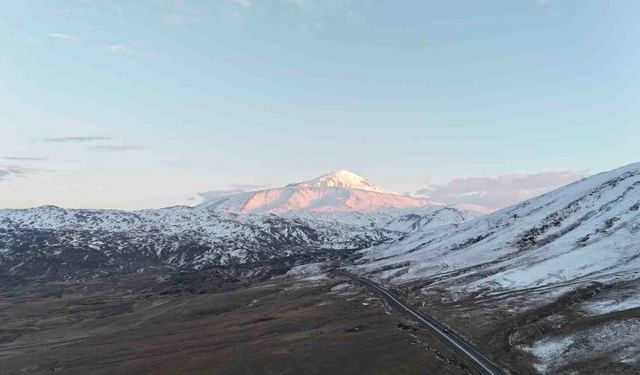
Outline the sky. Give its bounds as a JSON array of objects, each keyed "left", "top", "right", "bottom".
[{"left": 1, "top": 0, "right": 638, "bottom": 210}]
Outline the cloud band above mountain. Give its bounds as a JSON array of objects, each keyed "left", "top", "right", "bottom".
[{"left": 417, "top": 170, "right": 589, "bottom": 212}]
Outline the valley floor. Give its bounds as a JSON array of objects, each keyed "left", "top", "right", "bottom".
[
  {"left": 0, "top": 271, "right": 472, "bottom": 375},
  {"left": 2, "top": 269, "right": 638, "bottom": 374}
]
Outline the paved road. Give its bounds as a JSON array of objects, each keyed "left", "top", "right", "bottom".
[{"left": 337, "top": 270, "right": 506, "bottom": 375}]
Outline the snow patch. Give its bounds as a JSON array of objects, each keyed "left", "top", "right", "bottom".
[
  {"left": 523, "top": 318, "right": 640, "bottom": 373},
  {"left": 285, "top": 262, "right": 327, "bottom": 281}
]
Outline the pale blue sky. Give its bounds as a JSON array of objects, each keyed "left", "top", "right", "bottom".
[{"left": 1, "top": 1, "right": 638, "bottom": 209}]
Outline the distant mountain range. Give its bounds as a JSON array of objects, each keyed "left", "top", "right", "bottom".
[
  {"left": 0, "top": 171, "right": 474, "bottom": 280},
  {"left": 6, "top": 162, "right": 639, "bottom": 298}
]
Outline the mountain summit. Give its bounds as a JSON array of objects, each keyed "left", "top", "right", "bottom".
[
  {"left": 292, "top": 170, "right": 395, "bottom": 194},
  {"left": 199, "top": 170, "right": 427, "bottom": 214}
]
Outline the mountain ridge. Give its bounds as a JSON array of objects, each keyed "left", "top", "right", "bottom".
[
  {"left": 356, "top": 161, "right": 640, "bottom": 292},
  {"left": 0, "top": 205, "right": 403, "bottom": 280}
]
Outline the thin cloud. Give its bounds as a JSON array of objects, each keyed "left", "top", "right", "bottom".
[
  {"left": 416, "top": 170, "right": 589, "bottom": 212},
  {"left": 4, "top": 156, "right": 48, "bottom": 162},
  {"left": 0, "top": 165, "right": 34, "bottom": 181},
  {"left": 226, "top": 0, "right": 251, "bottom": 8},
  {"left": 198, "top": 183, "right": 270, "bottom": 202},
  {"left": 90, "top": 145, "right": 145, "bottom": 152},
  {"left": 56, "top": 2, "right": 122, "bottom": 17},
  {"left": 56, "top": 8, "right": 85, "bottom": 17},
  {"left": 41, "top": 137, "right": 143, "bottom": 152},
  {"left": 155, "top": 0, "right": 202, "bottom": 24},
  {"left": 49, "top": 33, "right": 79, "bottom": 41},
  {"left": 25, "top": 37, "right": 44, "bottom": 45},
  {"left": 198, "top": 189, "right": 247, "bottom": 201},
  {"left": 42, "top": 136, "right": 112, "bottom": 143},
  {"left": 104, "top": 43, "right": 136, "bottom": 55},
  {"left": 227, "top": 183, "right": 271, "bottom": 190},
  {"left": 165, "top": 13, "right": 196, "bottom": 24}
]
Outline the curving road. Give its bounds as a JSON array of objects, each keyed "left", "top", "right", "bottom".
[{"left": 337, "top": 270, "right": 506, "bottom": 375}]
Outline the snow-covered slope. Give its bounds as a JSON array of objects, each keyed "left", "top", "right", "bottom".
[
  {"left": 283, "top": 206, "right": 478, "bottom": 233},
  {"left": 358, "top": 162, "right": 640, "bottom": 294},
  {"left": 199, "top": 170, "right": 430, "bottom": 214},
  {"left": 0, "top": 206, "right": 399, "bottom": 279}
]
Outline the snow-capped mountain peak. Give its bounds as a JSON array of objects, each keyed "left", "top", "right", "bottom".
[
  {"left": 291, "top": 170, "right": 395, "bottom": 194},
  {"left": 199, "top": 170, "right": 430, "bottom": 214}
]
